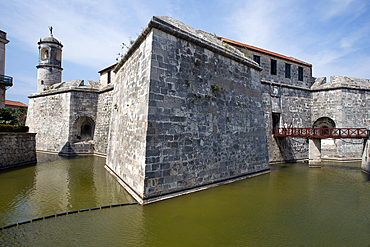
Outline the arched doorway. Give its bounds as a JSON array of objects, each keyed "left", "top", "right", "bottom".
[
  {"left": 312, "top": 117, "right": 336, "bottom": 163},
  {"left": 73, "top": 116, "right": 95, "bottom": 142},
  {"left": 313, "top": 117, "right": 336, "bottom": 137},
  {"left": 313, "top": 117, "right": 335, "bottom": 128}
]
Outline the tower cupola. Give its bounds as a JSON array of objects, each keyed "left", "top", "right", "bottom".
[{"left": 36, "top": 27, "right": 63, "bottom": 92}]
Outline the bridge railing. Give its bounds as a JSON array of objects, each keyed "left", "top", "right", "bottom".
[{"left": 273, "top": 127, "right": 369, "bottom": 139}]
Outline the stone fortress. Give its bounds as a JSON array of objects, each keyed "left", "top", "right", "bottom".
[{"left": 26, "top": 16, "right": 370, "bottom": 204}]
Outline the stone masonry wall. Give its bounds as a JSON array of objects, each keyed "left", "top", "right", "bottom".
[
  {"left": 94, "top": 88, "right": 114, "bottom": 155},
  {"left": 312, "top": 88, "right": 369, "bottom": 160},
  {"left": 254, "top": 55, "right": 313, "bottom": 163},
  {"left": 231, "top": 47, "right": 314, "bottom": 89},
  {"left": 230, "top": 45, "right": 314, "bottom": 163},
  {"left": 106, "top": 29, "right": 153, "bottom": 199},
  {"left": 37, "top": 67, "right": 62, "bottom": 93},
  {"left": 143, "top": 27, "right": 269, "bottom": 200},
  {"left": 263, "top": 89, "right": 311, "bottom": 163},
  {"left": 0, "top": 133, "right": 37, "bottom": 169},
  {"left": 27, "top": 92, "right": 71, "bottom": 153},
  {"left": 60, "top": 90, "right": 99, "bottom": 155},
  {"left": 68, "top": 91, "right": 99, "bottom": 140}
]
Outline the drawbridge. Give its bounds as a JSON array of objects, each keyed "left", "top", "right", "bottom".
[
  {"left": 273, "top": 127, "right": 368, "bottom": 139},
  {"left": 272, "top": 127, "right": 369, "bottom": 167}
]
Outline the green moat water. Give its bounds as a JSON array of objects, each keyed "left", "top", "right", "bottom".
[{"left": 0, "top": 154, "right": 369, "bottom": 246}]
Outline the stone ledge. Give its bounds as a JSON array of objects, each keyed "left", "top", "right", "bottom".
[
  {"left": 114, "top": 16, "right": 261, "bottom": 73},
  {"left": 28, "top": 87, "right": 100, "bottom": 98},
  {"left": 105, "top": 164, "right": 270, "bottom": 205},
  {"left": 0, "top": 132, "right": 36, "bottom": 136},
  {"left": 261, "top": 80, "right": 311, "bottom": 92}
]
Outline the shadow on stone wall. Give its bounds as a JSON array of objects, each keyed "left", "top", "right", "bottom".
[
  {"left": 275, "top": 137, "right": 297, "bottom": 163},
  {"left": 59, "top": 142, "right": 77, "bottom": 156}
]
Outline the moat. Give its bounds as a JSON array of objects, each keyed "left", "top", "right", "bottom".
[{"left": 0, "top": 154, "right": 369, "bottom": 246}]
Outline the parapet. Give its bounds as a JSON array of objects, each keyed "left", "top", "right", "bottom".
[
  {"left": 311, "top": 75, "right": 370, "bottom": 91},
  {"left": 114, "top": 16, "right": 260, "bottom": 73},
  {"left": 28, "top": 79, "right": 105, "bottom": 98}
]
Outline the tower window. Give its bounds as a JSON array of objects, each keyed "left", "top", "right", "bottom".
[
  {"left": 107, "top": 70, "right": 111, "bottom": 84},
  {"left": 271, "top": 59, "right": 277, "bottom": 75},
  {"left": 41, "top": 48, "right": 49, "bottom": 60},
  {"left": 56, "top": 50, "right": 61, "bottom": 61},
  {"left": 253, "top": 55, "right": 260, "bottom": 65},
  {"left": 298, "top": 67, "right": 303, "bottom": 81},
  {"left": 285, "top": 63, "right": 291, "bottom": 78}
]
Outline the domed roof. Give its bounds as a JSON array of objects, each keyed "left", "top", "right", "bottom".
[
  {"left": 38, "top": 34, "right": 63, "bottom": 46},
  {"left": 41, "top": 35, "right": 60, "bottom": 43},
  {"left": 38, "top": 27, "right": 63, "bottom": 46}
]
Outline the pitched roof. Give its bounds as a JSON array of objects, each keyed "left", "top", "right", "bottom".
[
  {"left": 220, "top": 37, "right": 312, "bottom": 67},
  {"left": 5, "top": 100, "right": 28, "bottom": 109}
]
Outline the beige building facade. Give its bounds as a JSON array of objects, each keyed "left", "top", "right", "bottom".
[{"left": 0, "top": 30, "right": 12, "bottom": 108}]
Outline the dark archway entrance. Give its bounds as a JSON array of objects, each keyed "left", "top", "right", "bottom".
[
  {"left": 272, "top": 113, "right": 280, "bottom": 128},
  {"left": 313, "top": 117, "right": 336, "bottom": 128},
  {"left": 73, "top": 116, "right": 95, "bottom": 142}
]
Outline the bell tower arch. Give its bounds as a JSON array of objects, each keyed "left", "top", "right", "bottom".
[{"left": 36, "top": 26, "right": 63, "bottom": 92}]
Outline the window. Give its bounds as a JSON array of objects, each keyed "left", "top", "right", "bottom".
[
  {"left": 285, "top": 63, "right": 291, "bottom": 78},
  {"left": 107, "top": 70, "right": 111, "bottom": 84},
  {"left": 298, "top": 67, "right": 303, "bottom": 81},
  {"left": 56, "top": 50, "right": 61, "bottom": 61},
  {"left": 271, "top": 59, "right": 277, "bottom": 75},
  {"left": 41, "top": 48, "right": 49, "bottom": 60},
  {"left": 253, "top": 55, "right": 260, "bottom": 65}
]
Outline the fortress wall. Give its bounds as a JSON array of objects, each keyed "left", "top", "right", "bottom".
[
  {"left": 68, "top": 91, "right": 99, "bottom": 137},
  {"left": 233, "top": 45, "right": 314, "bottom": 163},
  {"left": 252, "top": 49, "right": 313, "bottom": 163},
  {"left": 0, "top": 133, "right": 37, "bottom": 169},
  {"left": 94, "top": 89, "right": 113, "bottom": 155},
  {"left": 311, "top": 89, "right": 343, "bottom": 159},
  {"left": 106, "top": 29, "right": 153, "bottom": 199},
  {"left": 263, "top": 90, "right": 311, "bottom": 163},
  {"left": 37, "top": 67, "right": 62, "bottom": 92},
  {"left": 241, "top": 49, "right": 314, "bottom": 89},
  {"left": 27, "top": 92, "right": 71, "bottom": 153},
  {"left": 312, "top": 81, "right": 370, "bottom": 161},
  {"left": 142, "top": 27, "right": 269, "bottom": 201}
]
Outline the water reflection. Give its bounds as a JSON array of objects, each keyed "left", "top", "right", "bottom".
[
  {"left": 0, "top": 157, "right": 370, "bottom": 246},
  {"left": 0, "top": 153, "right": 135, "bottom": 227},
  {"left": 0, "top": 164, "right": 36, "bottom": 225}
]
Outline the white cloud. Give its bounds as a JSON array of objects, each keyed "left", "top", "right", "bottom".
[
  {"left": 313, "top": 0, "right": 358, "bottom": 20},
  {"left": 1, "top": 0, "right": 370, "bottom": 104},
  {"left": 0, "top": 0, "right": 179, "bottom": 70}
]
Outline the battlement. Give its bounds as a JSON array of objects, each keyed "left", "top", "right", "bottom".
[{"left": 312, "top": 75, "right": 370, "bottom": 91}]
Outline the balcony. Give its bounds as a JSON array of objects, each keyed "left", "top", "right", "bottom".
[{"left": 0, "top": 74, "right": 13, "bottom": 89}]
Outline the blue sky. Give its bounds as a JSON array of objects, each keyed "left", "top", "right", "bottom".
[{"left": 1, "top": 0, "right": 369, "bottom": 105}]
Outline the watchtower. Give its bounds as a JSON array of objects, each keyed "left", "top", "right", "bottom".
[{"left": 36, "top": 27, "right": 63, "bottom": 93}]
